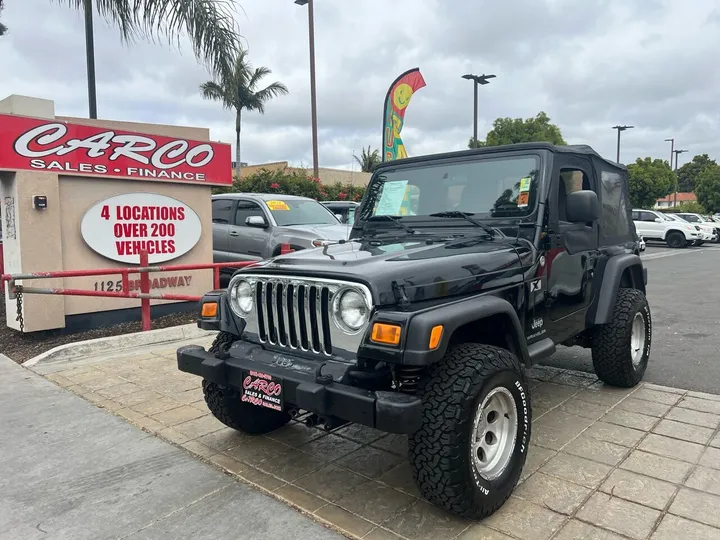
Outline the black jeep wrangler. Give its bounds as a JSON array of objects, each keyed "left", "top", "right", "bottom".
[{"left": 178, "top": 142, "right": 651, "bottom": 519}]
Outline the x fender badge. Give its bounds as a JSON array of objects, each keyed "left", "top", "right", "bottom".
[{"left": 529, "top": 279, "right": 542, "bottom": 292}]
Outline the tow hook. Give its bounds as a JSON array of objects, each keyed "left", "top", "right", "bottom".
[{"left": 315, "top": 362, "right": 333, "bottom": 385}]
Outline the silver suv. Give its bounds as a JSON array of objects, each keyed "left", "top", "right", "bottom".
[{"left": 212, "top": 193, "right": 350, "bottom": 278}]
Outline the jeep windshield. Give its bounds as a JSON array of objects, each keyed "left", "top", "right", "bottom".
[
  {"left": 265, "top": 199, "right": 340, "bottom": 227},
  {"left": 357, "top": 155, "right": 541, "bottom": 230}
]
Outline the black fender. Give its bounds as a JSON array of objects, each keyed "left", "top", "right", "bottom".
[
  {"left": 402, "top": 294, "right": 530, "bottom": 366},
  {"left": 196, "top": 290, "right": 245, "bottom": 337},
  {"left": 590, "top": 254, "right": 647, "bottom": 325}
]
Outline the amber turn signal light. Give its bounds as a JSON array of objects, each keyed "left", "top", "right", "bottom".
[
  {"left": 429, "top": 325, "right": 444, "bottom": 349},
  {"left": 371, "top": 323, "right": 401, "bottom": 345},
  {"left": 201, "top": 302, "right": 218, "bottom": 318}
]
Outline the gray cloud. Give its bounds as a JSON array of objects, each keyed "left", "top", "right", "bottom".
[{"left": 1, "top": 0, "right": 719, "bottom": 172}]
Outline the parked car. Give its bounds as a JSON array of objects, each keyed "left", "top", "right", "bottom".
[
  {"left": 664, "top": 213, "right": 715, "bottom": 245},
  {"left": 632, "top": 208, "right": 701, "bottom": 248},
  {"left": 211, "top": 193, "right": 351, "bottom": 277},
  {"left": 182, "top": 142, "right": 651, "bottom": 520},
  {"left": 676, "top": 212, "right": 720, "bottom": 243},
  {"left": 321, "top": 201, "right": 359, "bottom": 224}
]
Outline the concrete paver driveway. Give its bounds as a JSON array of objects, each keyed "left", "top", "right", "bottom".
[{"left": 30, "top": 337, "right": 720, "bottom": 540}]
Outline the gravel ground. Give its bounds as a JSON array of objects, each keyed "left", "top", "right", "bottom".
[{"left": 0, "top": 295, "right": 196, "bottom": 364}]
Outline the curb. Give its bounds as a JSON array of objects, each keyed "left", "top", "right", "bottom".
[{"left": 23, "top": 324, "right": 214, "bottom": 367}]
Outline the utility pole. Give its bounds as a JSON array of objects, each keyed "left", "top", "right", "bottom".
[
  {"left": 295, "top": 0, "right": 320, "bottom": 179},
  {"left": 673, "top": 148, "right": 688, "bottom": 207},
  {"left": 84, "top": 0, "right": 98, "bottom": 118},
  {"left": 462, "top": 74, "right": 496, "bottom": 148},
  {"left": 612, "top": 125, "right": 634, "bottom": 163}
]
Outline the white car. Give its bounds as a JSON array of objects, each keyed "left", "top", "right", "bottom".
[
  {"left": 632, "top": 208, "right": 701, "bottom": 248},
  {"left": 676, "top": 213, "right": 720, "bottom": 243},
  {"left": 665, "top": 214, "right": 715, "bottom": 245}
]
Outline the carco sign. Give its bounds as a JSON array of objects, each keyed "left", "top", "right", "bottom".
[
  {"left": 80, "top": 193, "right": 202, "bottom": 264},
  {"left": 0, "top": 114, "right": 232, "bottom": 185}
]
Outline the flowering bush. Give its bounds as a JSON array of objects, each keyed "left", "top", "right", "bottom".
[{"left": 213, "top": 167, "right": 366, "bottom": 202}]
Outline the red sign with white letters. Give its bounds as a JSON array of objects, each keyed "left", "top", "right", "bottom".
[{"left": 0, "top": 113, "right": 232, "bottom": 185}]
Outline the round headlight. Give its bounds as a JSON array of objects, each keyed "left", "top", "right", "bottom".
[
  {"left": 334, "top": 289, "right": 369, "bottom": 332},
  {"left": 229, "top": 279, "right": 254, "bottom": 317}
]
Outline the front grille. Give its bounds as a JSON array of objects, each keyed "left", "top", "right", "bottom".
[{"left": 255, "top": 279, "right": 333, "bottom": 355}]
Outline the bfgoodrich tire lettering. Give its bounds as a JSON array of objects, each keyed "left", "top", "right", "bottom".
[
  {"left": 409, "top": 343, "right": 531, "bottom": 519},
  {"left": 592, "top": 288, "right": 651, "bottom": 387},
  {"left": 203, "top": 332, "right": 290, "bottom": 434}
]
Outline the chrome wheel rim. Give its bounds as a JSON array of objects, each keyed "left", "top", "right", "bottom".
[
  {"left": 471, "top": 387, "right": 518, "bottom": 481},
  {"left": 631, "top": 312, "right": 646, "bottom": 367}
]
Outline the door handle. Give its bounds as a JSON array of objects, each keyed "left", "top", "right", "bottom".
[{"left": 229, "top": 232, "right": 240, "bottom": 237}]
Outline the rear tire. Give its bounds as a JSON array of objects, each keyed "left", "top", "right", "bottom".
[
  {"left": 409, "top": 344, "right": 531, "bottom": 519},
  {"left": 203, "top": 332, "right": 290, "bottom": 434},
  {"left": 666, "top": 232, "right": 686, "bottom": 248},
  {"left": 591, "top": 289, "right": 651, "bottom": 387}
]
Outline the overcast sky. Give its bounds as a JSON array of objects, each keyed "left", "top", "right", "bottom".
[{"left": 1, "top": 0, "right": 719, "bottom": 171}]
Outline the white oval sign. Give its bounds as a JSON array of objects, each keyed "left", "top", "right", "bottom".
[{"left": 80, "top": 192, "right": 202, "bottom": 264}]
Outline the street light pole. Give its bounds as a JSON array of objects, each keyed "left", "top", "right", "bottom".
[
  {"left": 612, "top": 125, "right": 634, "bottom": 163},
  {"left": 673, "top": 148, "right": 688, "bottom": 207},
  {"left": 83, "top": 0, "right": 98, "bottom": 119},
  {"left": 295, "top": 0, "right": 319, "bottom": 179},
  {"left": 462, "top": 74, "right": 495, "bottom": 148}
]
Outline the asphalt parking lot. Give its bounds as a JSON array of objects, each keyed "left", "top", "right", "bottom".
[{"left": 544, "top": 242, "right": 720, "bottom": 394}]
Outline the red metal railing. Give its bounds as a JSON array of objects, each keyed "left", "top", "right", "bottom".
[{"left": 1, "top": 250, "right": 254, "bottom": 331}]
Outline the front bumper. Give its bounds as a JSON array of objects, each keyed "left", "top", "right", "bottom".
[{"left": 177, "top": 341, "right": 422, "bottom": 434}]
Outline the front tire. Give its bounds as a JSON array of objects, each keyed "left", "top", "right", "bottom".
[
  {"left": 409, "top": 344, "right": 531, "bottom": 519},
  {"left": 591, "top": 289, "right": 651, "bottom": 387},
  {"left": 203, "top": 332, "right": 290, "bottom": 434},
  {"left": 666, "top": 232, "right": 686, "bottom": 248}
]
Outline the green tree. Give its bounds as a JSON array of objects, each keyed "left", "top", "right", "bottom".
[
  {"left": 468, "top": 111, "right": 566, "bottom": 148},
  {"left": 201, "top": 49, "right": 288, "bottom": 178},
  {"left": 353, "top": 146, "right": 381, "bottom": 172},
  {"left": 676, "top": 154, "right": 718, "bottom": 193},
  {"left": 627, "top": 157, "right": 675, "bottom": 208},
  {"left": 694, "top": 166, "right": 720, "bottom": 213},
  {"left": 0, "top": 0, "right": 6, "bottom": 37},
  {"left": 660, "top": 201, "right": 707, "bottom": 214}
]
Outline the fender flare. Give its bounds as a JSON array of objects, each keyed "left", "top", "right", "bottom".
[
  {"left": 590, "top": 254, "right": 646, "bottom": 325},
  {"left": 197, "top": 290, "right": 245, "bottom": 337},
  {"left": 402, "top": 294, "right": 530, "bottom": 366}
]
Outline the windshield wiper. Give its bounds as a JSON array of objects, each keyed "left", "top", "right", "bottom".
[
  {"left": 365, "top": 215, "right": 417, "bottom": 235},
  {"left": 429, "top": 211, "right": 496, "bottom": 237}
]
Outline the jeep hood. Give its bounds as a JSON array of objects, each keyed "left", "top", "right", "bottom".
[{"left": 244, "top": 236, "right": 534, "bottom": 306}]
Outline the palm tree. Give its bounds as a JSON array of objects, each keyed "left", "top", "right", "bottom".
[
  {"left": 0, "top": 0, "right": 7, "bottom": 36},
  {"left": 0, "top": 1, "right": 242, "bottom": 117},
  {"left": 354, "top": 146, "right": 381, "bottom": 172},
  {"left": 200, "top": 49, "right": 288, "bottom": 178}
]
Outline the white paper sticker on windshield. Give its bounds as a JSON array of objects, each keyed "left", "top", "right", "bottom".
[
  {"left": 375, "top": 180, "right": 408, "bottom": 216},
  {"left": 519, "top": 177, "right": 532, "bottom": 192}
]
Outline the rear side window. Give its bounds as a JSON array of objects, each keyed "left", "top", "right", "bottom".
[
  {"left": 212, "top": 199, "right": 233, "bottom": 224},
  {"left": 599, "top": 169, "right": 631, "bottom": 241}
]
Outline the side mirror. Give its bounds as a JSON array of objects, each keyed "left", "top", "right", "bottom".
[
  {"left": 654, "top": 218, "right": 662, "bottom": 223},
  {"left": 566, "top": 191, "right": 600, "bottom": 223},
  {"left": 334, "top": 213, "right": 344, "bottom": 222},
  {"left": 246, "top": 215, "right": 268, "bottom": 228}
]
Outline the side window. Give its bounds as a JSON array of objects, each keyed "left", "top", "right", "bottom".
[
  {"left": 557, "top": 168, "right": 592, "bottom": 222},
  {"left": 632, "top": 211, "right": 640, "bottom": 221},
  {"left": 640, "top": 212, "right": 656, "bottom": 222},
  {"left": 234, "top": 201, "right": 266, "bottom": 227},
  {"left": 212, "top": 199, "right": 233, "bottom": 224},
  {"left": 600, "top": 170, "right": 630, "bottom": 237}
]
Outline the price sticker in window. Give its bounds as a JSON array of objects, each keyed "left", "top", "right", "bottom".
[
  {"left": 517, "top": 191, "right": 530, "bottom": 207},
  {"left": 519, "top": 176, "right": 532, "bottom": 192},
  {"left": 267, "top": 200, "right": 290, "bottom": 211}
]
